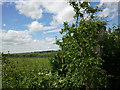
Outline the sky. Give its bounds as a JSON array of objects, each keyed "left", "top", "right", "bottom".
[{"left": 0, "top": 0, "right": 119, "bottom": 53}]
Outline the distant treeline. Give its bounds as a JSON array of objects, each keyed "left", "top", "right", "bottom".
[{"left": 2, "top": 50, "right": 57, "bottom": 57}]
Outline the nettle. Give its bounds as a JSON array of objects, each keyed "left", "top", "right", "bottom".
[{"left": 50, "top": 1, "right": 108, "bottom": 89}]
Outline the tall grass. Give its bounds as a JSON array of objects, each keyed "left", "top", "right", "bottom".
[
  {"left": 2, "top": 57, "right": 52, "bottom": 88},
  {"left": 7, "top": 57, "right": 51, "bottom": 71}
]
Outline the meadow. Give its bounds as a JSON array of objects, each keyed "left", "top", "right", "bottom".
[
  {"left": 2, "top": 51, "right": 56, "bottom": 88},
  {"left": 0, "top": 60, "right": 2, "bottom": 89},
  {"left": 5, "top": 57, "right": 51, "bottom": 71}
]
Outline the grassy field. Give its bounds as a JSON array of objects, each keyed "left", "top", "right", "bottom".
[
  {"left": 0, "top": 61, "right": 1, "bottom": 89},
  {"left": 2, "top": 57, "right": 53, "bottom": 88},
  {"left": 6, "top": 57, "right": 51, "bottom": 71}
]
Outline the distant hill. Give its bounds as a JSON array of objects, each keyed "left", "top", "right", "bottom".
[{"left": 2, "top": 50, "right": 58, "bottom": 57}]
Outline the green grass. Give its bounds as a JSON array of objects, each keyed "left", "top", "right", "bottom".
[
  {"left": 7, "top": 57, "right": 51, "bottom": 71},
  {"left": 0, "top": 60, "right": 2, "bottom": 89},
  {"left": 2, "top": 57, "right": 52, "bottom": 88}
]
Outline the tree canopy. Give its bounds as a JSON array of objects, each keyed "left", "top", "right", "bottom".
[{"left": 50, "top": 1, "right": 120, "bottom": 89}]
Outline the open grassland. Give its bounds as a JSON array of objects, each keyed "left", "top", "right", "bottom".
[
  {"left": 0, "top": 68, "right": 1, "bottom": 89},
  {"left": 2, "top": 57, "right": 53, "bottom": 88},
  {"left": 7, "top": 57, "right": 51, "bottom": 71}
]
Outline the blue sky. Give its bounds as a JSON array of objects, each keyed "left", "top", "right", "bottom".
[{"left": 0, "top": 0, "right": 119, "bottom": 53}]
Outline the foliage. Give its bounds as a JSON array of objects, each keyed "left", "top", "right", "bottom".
[
  {"left": 2, "top": 1, "right": 120, "bottom": 89},
  {"left": 50, "top": 1, "right": 108, "bottom": 89},
  {"left": 101, "top": 25, "right": 120, "bottom": 89},
  {"left": 2, "top": 57, "right": 51, "bottom": 88}
]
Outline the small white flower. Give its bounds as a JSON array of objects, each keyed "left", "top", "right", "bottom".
[
  {"left": 71, "top": 33, "right": 74, "bottom": 36},
  {"left": 41, "top": 73, "right": 44, "bottom": 75},
  {"left": 46, "top": 73, "right": 49, "bottom": 76},
  {"left": 38, "top": 72, "right": 44, "bottom": 75},
  {"left": 38, "top": 72, "right": 41, "bottom": 75},
  {"left": 59, "top": 80, "right": 63, "bottom": 83},
  {"left": 46, "top": 71, "right": 52, "bottom": 76}
]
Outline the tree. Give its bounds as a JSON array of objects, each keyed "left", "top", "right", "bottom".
[
  {"left": 50, "top": 1, "right": 108, "bottom": 89},
  {"left": 101, "top": 26, "right": 120, "bottom": 89}
]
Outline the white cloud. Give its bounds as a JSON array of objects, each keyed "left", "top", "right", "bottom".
[
  {"left": 45, "top": 37, "right": 55, "bottom": 42},
  {"left": 45, "top": 37, "right": 57, "bottom": 45},
  {"left": 99, "top": 0, "right": 120, "bottom": 2},
  {"left": 97, "top": 1, "right": 119, "bottom": 19},
  {"left": 2, "top": 29, "right": 59, "bottom": 53},
  {"left": 41, "top": 0, "right": 75, "bottom": 25},
  {"left": 43, "top": 26, "right": 57, "bottom": 30},
  {"left": 3, "top": 24, "right": 6, "bottom": 27},
  {"left": 97, "top": 2, "right": 104, "bottom": 8},
  {"left": 50, "top": 6, "right": 75, "bottom": 25},
  {"left": 98, "top": 8, "right": 110, "bottom": 18},
  {"left": 15, "top": 1, "right": 42, "bottom": 19},
  {"left": 41, "top": 0, "right": 67, "bottom": 14},
  {"left": 27, "top": 21, "right": 43, "bottom": 32},
  {"left": 2, "top": 30, "right": 31, "bottom": 45},
  {"left": 15, "top": 0, "right": 75, "bottom": 25},
  {"left": 27, "top": 21, "right": 56, "bottom": 32},
  {"left": 43, "top": 29, "right": 60, "bottom": 34},
  {"left": 5, "top": 0, "right": 120, "bottom": 53},
  {"left": 0, "top": 1, "right": 2, "bottom": 5},
  {"left": 110, "top": 13, "right": 118, "bottom": 20}
]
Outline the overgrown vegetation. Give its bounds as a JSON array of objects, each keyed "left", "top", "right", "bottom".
[
  {"left": 50, "top": 1, "right": 120, "bottom": 89},
  {"left": 2, "top": 56, "right": 52, "bottom": 88},
  {"left": 2, "top": 0, "right": 120, "bottom": 89}
]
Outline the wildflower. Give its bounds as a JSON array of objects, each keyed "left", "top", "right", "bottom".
[
  {"left": 45, "top": 71, "right": 52, "bottom": 76},
  {"left": 38, "top": 72, "right": 44, "bottom": 75}
]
